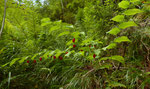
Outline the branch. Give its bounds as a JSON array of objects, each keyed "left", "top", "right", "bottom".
[{"left": 0, "top": 0, "right": 7, "bottom": 38}]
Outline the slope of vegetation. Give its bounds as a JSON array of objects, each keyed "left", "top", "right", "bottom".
[{"left": 0, "top": 0, "right": 150, "bottom": 89}]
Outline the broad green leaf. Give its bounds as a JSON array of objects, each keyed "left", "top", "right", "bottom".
[
  {"left": 102, "top": 43, "right": 117, "bottom": 51},
  {"left": 94, "top": 49, "right": 101, "bottom": 55},
  {"left": 19, "top": 56, "right": 29, "bottom": 64},
  {"left": 65, "top": 25, "right": 74, "bottom": 28},
  {"left": 114, "top": 36, "right": 131, "bottom": 43},
  {"left": 80, "top": 32, "right": 85, "bottom": 35},
  {"left": 49, "top": 26, "right": 60, "bottom": 33},
  {"left": 107, "top": 27, "right": 120, "bottom": 35},
  {"left": 119, "top": 21, "right": 137, "bottom": 29},
  {"left": 112, "top": 15, "right": 124, "bottom": 22},
  {"left": 41, "top": 18, "right": 50, "bottom": 22},
  {"left": 66, "top": 40, "right": 72, "bottom": 45},
  {"left": 71, "top": 32, "right": 80, "bottom": 38},
  {"left": 78, "top": 51, "right": 85, "bottom": 56},
  {"left": 43, "top": 51, "right": 50, "bottom": 59},
  {"left": 130, "top": 0, "right": 140, "bottom": 2},
  {"left": 31, "top": 53, "right": 39, "bottom": 60},
  {"left": 79, "top": 47, "right": 90, "bottom": 51},
  {"left": 58, "top": 31, "right": 70, "bottom": 37},
  {"left": 118, "top": 1, "right": 130, "bottom": 9},
  {"left": 99, "top": 64, "right": 112, "bottom": 69},
  {"left": 55, "top": 50, "right": 63, "bottom": 58},
  {"left": 110, "top": 55, "right": 125, "bottom": 64},
  {"left": 99, "top": 55, "right": 124, "bottom": 64},
  {"left": 41, "top": 22, "right": 51, "bottom": 26},
  {"left": 10, "top": 58, "right": 20, "bottom": 66},
  {"left": 109, "top": 81, "right": 126, "bottom": 88},
  {"left": 124, "top": 9, "right": 143, "bottom": 15},
  {"left": 41, "top": 18, "right": 51, "bottom": 26},
  {"left": 49, "top": 51, "right": 55, "bottom": 57}
]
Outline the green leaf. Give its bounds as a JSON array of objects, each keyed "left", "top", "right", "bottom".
[
  {"left": 1, "top": 62, "right": 9, "bottom": 67},
  {"left": 41, "top": 22, "right": 51, "bottom": 26},
  {"left": 94, "top": 49, "right": 101, "bottom": 55},
  {"left": 19, "top": 56, "right": 29, "bottom": 64},
  {"left": 109, "top": 81, "right": 126, "bottom": 88},
  {"left": 66, "top": 40, "right": 72, "bottom": 46},
  {"left": 43, "top": 51, "right": 50, "bottom": 59},
  {"left": 99, "top": 57, "right": 109, "bottom": 61},
  {"left": 102, "top": 43, "right": 117, "bottom": 51},
  {"left": 41, "top": 18, "right": 50, "bottom": 22},
  {"left": 49, "top": 26, "right": 60, "bottom": 33},
  {"left": 107, "top": 27, "right": 120, "bottom": 35},
  {"left": 130, "top": 0, "right": 140, "bottom": 2},
  {"left": 118, "top": 1, "right": 130, "bottom": 9},
  {"left": 114, "top": 36, "right": 131, "bottom": 43},
  {"left": 65, "top": 25, "right": 74, "bottom": 28},
  {"left": 31, "top": 53, "right": 39, "bottom": 60},
  {"left": 112, "top": 15, "right": 124, "bottom": 22},
  {"left": 110, "top": 55, "right": 125, "bottom": 64},
  {"left": 71, "top": 31, "right": 80, "bottom": 38},
  {"left": 10, "top": 58, "right": 20, "bottom": 66},
  {"left": 99, "top": 55, "right": 124, "bottom": 64},
  {"left": 55, "top": 50, "right": 63, "bottom": 58},
  {"left": 99, "top": 64, "right": 112, "bottom": 69},
  {"left": 78, "top": 51, "right": 85, "bottom": 56},
  {"left": 119, "top": 21, "right": 137, "bottom": 29},
  {"left": 58, "top": 31, "right": 70, "bottom": 37},
  {"left": 0, "top": 47, "right": 6, "bottom": 54},
  {"left": 124, "top": 9, "right": 143, "bottom": 15},
  {"left": 41, "top": 18, "right": 51, "bottom": 26}
]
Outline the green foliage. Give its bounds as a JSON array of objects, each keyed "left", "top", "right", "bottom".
[
  {"left": 112, "top": 15, "right": 124, "bottom": 22},
  {"left": 119, "top": 21, "right": 137, "bottom": 29},
  {"left": 124, "top": 9, "right": 143, "bottom": 15},
  {"left": 0, "top": 0, "right": 150, "bottom": 89},
  {"left": 118, "top": 1, "right": 130, "bottom": 9}
]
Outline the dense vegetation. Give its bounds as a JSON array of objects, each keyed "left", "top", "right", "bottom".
[{"left": 0, "top": 0, "right": 150, "bottom": 88}]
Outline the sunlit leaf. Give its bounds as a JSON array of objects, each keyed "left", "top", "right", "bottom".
[
  {"left": 109, "top": 55, "right": 125, "bottom": 64},
  {"left": 108, "top": 81, "right": 126, "bottom": 88},
  {"left": 10, "top": 58, "right": 20, "bottom": 66},
  {"left": 124, "top": 9, "right": 143, "bottom": 15},
  {"left": 58, "top": 31, "right": 70, "bottom": 37},
  {"left": 19, "top": 56, "right": 29, "bottom": 64},
  {"left": 107, "top": 27, "right": 120, "bottom": 35},
  {"left": 130, "top": 0, "right": 140, "bottom": 2},
  {"left": 112, "top": 15, "right": 124, "bottom": 22},
  {"left": 119, "top": 21, "right": 137, "bottom": 29},
  {"left": 102, "top": 43, "right": 117, "bottom": 51},
  {"left": 118, "top": 1, "right": 130, "bottom": 9},
  {"left": 114, "top": 36, "right": 131, "bottom": 43}
]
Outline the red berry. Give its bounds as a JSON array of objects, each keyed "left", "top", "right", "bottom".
[
  {"left": 51, "top": 56, "right": 52, "bottom": 58},
  {"left": 93, "top": 54, "right": 96, "bottom": 58},
  {"left": 72, "top": 38, "right": 75, "bottom": 43},
  {"left": 33, "top": 60, "right": 36, "bottom": 63},
  {"left": 94, "top": 45, "right": 96, "bottom": 48},
  {"left": 66, "top": 52, "right": 68, "bottom": 54},
  {"left": 59, "top": 56, "right": 63, "bottom": 60},
  {"left": 47, "top": 55, "right": 49, "bottom": 57},
  {"left": 27, "top": 60, "right": 29, "bottom": 63},
  {"left": 73, "top": 44, "right": 76, "bottom": 48},
  {"left": 80, "top": 50, "right": 83, "bottom": 51},
  {"left": 39, "top": 57, "right": 42, "bottom": 61},
  {"left": 53, "top": 56, "right": 56, "bottom": 59}
]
